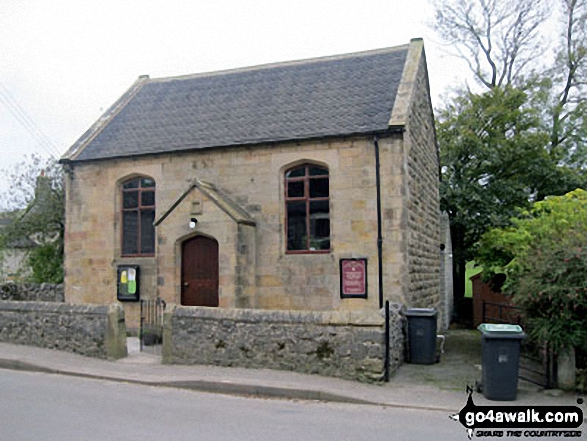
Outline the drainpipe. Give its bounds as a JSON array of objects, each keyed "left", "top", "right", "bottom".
[
  {"left": 374, "top": 136, "right": 384, "bottom": 310},
  {"left": 384, "top": 300, "right": 390, "bottom": 382},
  {"left": 374, "top": 136, "right": 389, "bottom": 382}
]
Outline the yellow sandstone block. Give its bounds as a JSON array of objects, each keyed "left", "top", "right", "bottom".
[{"left": 256, "top": 275, "right": 283, "bottom": 287}]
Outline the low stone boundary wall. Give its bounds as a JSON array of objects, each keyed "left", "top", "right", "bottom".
[
  {"left": 0, "top": 283, "right": 64, "bottom": 302},
  {"left": 163, "top": 305, "right": 403, "bottom": 383},
  {"left": 0, "top": 302, "right": 127, "bottom": 359}
]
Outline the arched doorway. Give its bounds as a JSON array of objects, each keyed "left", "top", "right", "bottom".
[{"left": 181, "top": 236, "right": 219, "bottom": 307}]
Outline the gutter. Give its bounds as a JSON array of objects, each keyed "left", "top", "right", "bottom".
[{"left": 59, "top": 129, "right": 403, "bottom": 166}]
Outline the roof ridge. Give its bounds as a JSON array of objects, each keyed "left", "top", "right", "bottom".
[{"left": 145, "top": 44, "right": 410, "bottom": 84}]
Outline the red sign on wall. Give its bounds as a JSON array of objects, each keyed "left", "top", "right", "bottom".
[{"left": 340, "top": 258, "right": 368, "bottom": 299}]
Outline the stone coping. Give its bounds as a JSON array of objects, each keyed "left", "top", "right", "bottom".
[
  {"left": 0, "top": 301, "right": 110, "bottom": 315},
  {"left": 171, "top": 305, "right": 387, "bottom": 326}
]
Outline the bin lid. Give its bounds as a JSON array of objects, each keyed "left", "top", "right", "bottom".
[
  {"left": 405, "top": 308, "right": 437, "bottom": 317},
  {"left": 477, "top": 323, "right": 524, "bottom": 335}
]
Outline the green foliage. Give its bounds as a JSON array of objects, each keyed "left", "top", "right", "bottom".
[
  {"left": 28, "top": 243, "right": 63, "bottom": 283},
  {"left": 477, "top": 189, "right": 587, "bottom": 352},
  {"left": 433, "top": 0, "right": 587, "bottom": 314},
  {"left": 439, "top": 84, "right": 586, "bottom": 313},
  {"left": 439, "top": 87, "right": 555, "bottom": 263},
  {"left": 577, "top": 369, "right": 587, "bottom": 394},
  {"left": 0, "top": 154, "right": 64, "bottom": 283}
]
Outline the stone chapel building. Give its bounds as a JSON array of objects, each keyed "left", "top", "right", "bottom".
[{"left": 60, "top": 38, "right": 442, "bottom": 329}]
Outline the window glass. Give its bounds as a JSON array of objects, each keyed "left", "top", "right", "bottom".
[
  {"left": 285, "top": 165, "right": 330, "bottom": 252},
  {"left": 122, "top": 177, "right": 156, "bottom": 256},
  {"left": 122, "top": 211, "right": 139, "bottom": 255},
  {"left": 141, "top": 190, "right": 155, "bottom": 207},
  {"left": 287, "top": 181, "right": 305, "bottom": 198},
  {"left": 286, "top": 168, "right": 305, "bottom": 178},
  {"left": 140, "top": 209, "right": 156, "bottom": 254},
  {"left": 309, "top": 178, "right": 329, "bottom": 198},
  {"left": 141, "top": 178, "right": 155, "bottom": 188},
  {"left": 309, "top": 200, "right": 330, "bottom": 250},
  {"left": 123, "top": 191, "right": 139, "bottom": 209},
  {"left": 309, "top": 166, "right": 328, "bottom": 176},
  {"left": 286, "top": 201, "right": 307, "bottom": 251}
]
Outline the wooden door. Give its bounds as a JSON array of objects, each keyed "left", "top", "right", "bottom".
[{"left": 181, "top": 236, "right": 219, "bottom": 307}]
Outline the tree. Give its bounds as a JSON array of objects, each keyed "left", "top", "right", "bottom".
[
  {"left": 432, "top": 0, "right": 587, "bottom": 320},
  {"left": 431, "top": 0, "right": 547, "bottom": 89},
  {"left": 476, "top": 189, "right": 587, "bottom": 352},
  {"left": 433, "top": 0, "right": 587, "bottom": 164},
  {"left": 0, "top": 155, "right": 64, "bottom": 283},
  {"left": 545, "top": 0, "right": 587, "bottom": 173},
  {"left": 438, "top": 86, "right": 554, "bottom": 311}
]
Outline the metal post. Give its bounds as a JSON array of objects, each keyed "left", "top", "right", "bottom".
[
  {"left": 140, "top": 300, "right": 144, "bottom": 352},
  {"left": 384, "top": 300, "right": 390, "bottom": 382}
]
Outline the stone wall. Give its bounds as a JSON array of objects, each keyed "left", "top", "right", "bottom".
[
  {"left": 0, "top": 248, "right": 31, "bottom": 282},
  {"left": 403, "top": 44, "right": 441, "bottom": 310},
  {"left": 64, "top": 135, "right": 407, "bottom": 329},
  {"left": 162, "top": 305, "right": 403, "bottom": 383},
  {"left": 0, "top": 302, "right": 127, "bottom": 359},
  {"left": 62, "top": 39, "right": 441, "bottom": 327},
  {"left": 439, "top": 213, "right": 453, "bottom": 329},
  {"left": 0, "top": 283, "right": 64, "bottom": 302}
]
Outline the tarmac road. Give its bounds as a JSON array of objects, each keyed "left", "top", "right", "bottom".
[{"left": 0, "top": 370, "right": 463, "bottom": 441}]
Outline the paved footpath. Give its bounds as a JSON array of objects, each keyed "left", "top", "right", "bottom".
[{"left": 0, "top": 337, "right": 582, "bottom": 416}]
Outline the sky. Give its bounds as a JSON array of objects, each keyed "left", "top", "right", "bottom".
[{"left": 0, "top": 0, "right": 546, "bottom": 203}]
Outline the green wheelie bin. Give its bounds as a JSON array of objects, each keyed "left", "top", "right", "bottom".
[{"left": 478, "top": 323, "right": 526, "bottom": 401}]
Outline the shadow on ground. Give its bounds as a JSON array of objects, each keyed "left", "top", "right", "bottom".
[
  {"left": 391, "top": 329, "right": 482, "bottom": 392},
  {"left": 391, "top": 329, "right": 543, "bottom": 397}
]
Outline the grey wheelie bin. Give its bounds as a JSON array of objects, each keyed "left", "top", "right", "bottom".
[
  {"left": 478, "top": 323, "right": 526, "bottom": 401},
  {"left": 405, "top": 308, "right": 437, "bottom": 364}
]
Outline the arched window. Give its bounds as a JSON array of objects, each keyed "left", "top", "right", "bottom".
[
  {"left": 121, "top": 177, "right": 155, "bottom": 256},
  {"left": 285, "top": 164, "right": 330, "bottom": 253}
]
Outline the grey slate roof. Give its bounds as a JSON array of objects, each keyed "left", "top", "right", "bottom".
[{"left": 65, "top": 44, "right": 410, "bottom": 162}]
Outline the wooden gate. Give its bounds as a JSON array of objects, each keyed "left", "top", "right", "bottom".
[
  {"left": 140, "top": 297, "right": 166, "bottom": 353},
  {"left": 482, "top": 301, "right": 556, "bottom": 388}
]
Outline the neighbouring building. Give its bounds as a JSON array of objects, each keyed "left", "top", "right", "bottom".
[
  {"left": 0, "top": 212, "right": 35, "bottom": 282},
  {"left": 60, "top": 38, "right": 443, "bottom": 330}
]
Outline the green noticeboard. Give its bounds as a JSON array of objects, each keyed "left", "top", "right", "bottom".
[{"left": 117, "top": 265, "right": 140, "bottom": 302}]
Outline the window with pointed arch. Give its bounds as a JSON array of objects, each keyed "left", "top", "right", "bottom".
[
  {"left": 284, "top": 164, "right": 330, "bottom": 253},
  {"left": 121, "top": 177, "right": 156, "bottom": 256}
]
